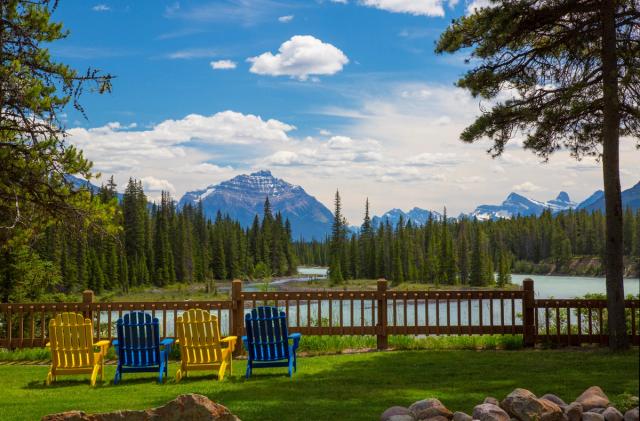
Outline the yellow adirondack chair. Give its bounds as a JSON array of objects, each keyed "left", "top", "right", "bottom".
[
  {"left": 175, "top": 308, "right": 237, "bottom": 381},
  {"left": 46, "top": 312, "right": 110, "bottom": 386}
]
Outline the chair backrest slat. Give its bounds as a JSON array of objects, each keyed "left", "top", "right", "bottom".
[
  {"left": 244, "top": 306, "right": 290, "bottom": 362},
  {"left": 49, "top": 312, "right": 95, "bottom": 369},
  {"left": 116, "top": 312, "right": 161, "bottom": 367},
  {"left": 176, "top": 309, "right": 223, "bottom": 365}
]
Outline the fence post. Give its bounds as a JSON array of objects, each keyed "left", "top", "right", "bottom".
[
  {"left": 522, "top": 279, "right": 536, "bottom": 347},
  {"left": 82, "top": 290, "right": 94, "bottom": 320},
  {"left": 231, "top": 279, "right": 243, "bottom": 355},
  {"left": 377, "top": 279, "right": 388, "bottom": 350}
]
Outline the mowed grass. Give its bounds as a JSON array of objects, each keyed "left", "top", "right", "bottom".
[{"left": 0, "top": 349, "right": 637, "bottom": 421}]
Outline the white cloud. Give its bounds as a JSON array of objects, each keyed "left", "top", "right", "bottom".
[
  {"left": 166, "top": 48, "right": 218, "bottom": 59},
  {"left": 92, "top": 4, "right": 110, "bottom": 12},
  {"left": 331, "top": 0, "right": 348, "bottom": 3},
  {"left": 360, "top": 0, "right": 446, "bottom": 16},
  {"left": 406, "top": 152, "right": 467, "bottom": 167},
  {"left": 142, "top": 176, "right": 176, "bottom": 194},
  {"left": 247, "top": 35, "right": 349, "bottom": 81},
  {"left": 210, "top": 60, "right": 237, "bottom": 70},
  {"left": 466, "top": 0, "right": 494, "bottom": 14},
  {"left": 278, "top": 15, "right": 294, "bottom": 23},
  {"left": 67, "top": 111, "right": 295, "bottom": 200},
  {"left": 512, "top": 182, "right": 543, "bottom": 193}
]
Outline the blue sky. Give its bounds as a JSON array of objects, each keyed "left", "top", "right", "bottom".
[{"left": 54, "top": 0, "right": 639, "bottom": 222}]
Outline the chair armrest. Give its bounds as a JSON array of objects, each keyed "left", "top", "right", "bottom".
[
  {"left": 45, "top": 342, "right": 50, "bottom": 348},
  {"left": 160, "top": 338, "right": 174, "bottom": 354},
  {"left": 288, "top": 333, "right": 301, "bottom": 352},
  {"left": 241, "top": 335, "right": 248, "bottom": 347},
  {"left": 160, "top": 338, "right": 174, "bottom": 347},
  {"left": 94, "top": 340, "right": 110, "bottom": 356},
  {"left": 221, "top": 336, "right": 237, "bottom": 351},
  {"left": 112, "top": 339, "right": 119, "bottom": 347}
]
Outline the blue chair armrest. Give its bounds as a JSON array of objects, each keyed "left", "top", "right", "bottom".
[
  {"left": 160, "top": 338, "right": 174, "bottom": 354},
  {"left": 288, "top": 333, "right": 301, "bottom": 352},
  {"left": 112, "top": 339, "right": 119, "bottom": 353},
  {"left": 160, "top": 338, "right": 174, "bottom": 347},
  {"left": 242, "top": 335, "right": 248, "bottom": 347}
]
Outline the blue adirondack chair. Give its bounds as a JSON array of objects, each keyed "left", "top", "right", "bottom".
[
  {"left": 113, "top": 312, "right": 174, "bottom": 384},
  {"left": 242, "top": 306, "right": 301, "bottom": 378}
]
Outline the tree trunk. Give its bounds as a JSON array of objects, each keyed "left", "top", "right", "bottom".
[{"left": 600, "top": 0, "right": 628, "bottom": 350}]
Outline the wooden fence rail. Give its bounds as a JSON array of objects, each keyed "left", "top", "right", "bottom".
[{"left": 0, "top": 279, "right": 638, "bottom": 349}]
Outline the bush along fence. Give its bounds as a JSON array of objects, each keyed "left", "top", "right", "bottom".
[{"left": 0, "top": 279, "right": 638, "bottom": 350}]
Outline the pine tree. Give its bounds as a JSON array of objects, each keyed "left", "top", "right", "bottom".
[{"left": 329, "top": 190, "right": 346, "bottom": 285}]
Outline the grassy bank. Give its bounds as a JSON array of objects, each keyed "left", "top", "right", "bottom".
[{"left": 0, "top": 349, "right": 637, "bottom": 420}]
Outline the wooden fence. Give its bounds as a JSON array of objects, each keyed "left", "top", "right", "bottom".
[{"left": 0, "top": 279, "right": 638, "bottom": 350}]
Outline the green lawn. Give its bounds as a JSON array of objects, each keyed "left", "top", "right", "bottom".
[{"left": 0, "top": 349, "right": 637, "bottom": 420}]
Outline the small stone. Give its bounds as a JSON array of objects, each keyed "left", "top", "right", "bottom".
[
  {"left": 583, "top": 412, "right": 605, "bottom": 421},
  {"left": 409, "top": 399, "right": 453, "bottom": 420},
  {"left": 382, "top": 407, "right": 413, "bottom": 421},
  {"left": 624, "top": 408, "right": 639, "bottom": 421},
  {"left": 543, "top": 395, "right": 568, "bottom": 408},
  {"left": 485, "top": 398, "right": 500, "bottom": 406},
  {"left": 388, "top": 416, "right": 416, "bottom": 421},
  {"left": 576, "top": 387, "right": 610, "bottom": 411},
  {"left": 473, "top": 404, "right": 511, "bottom": 421},
  {"left": 590, "top": 409, "right": 607, "bottom": 415},
  {"left": 566, "top": 402, "right": 584, "bottom": 421},
  {"left": 453, "top": 412, "right": 473, "bottom": 421},
  {"left": 603, "top": 408, "right": 623, "bottom": 421}
]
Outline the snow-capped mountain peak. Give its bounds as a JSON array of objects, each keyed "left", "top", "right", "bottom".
[{"left": 178, "top": 170, "right": 332, "bottom": 239}]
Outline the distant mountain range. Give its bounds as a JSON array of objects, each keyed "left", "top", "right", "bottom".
[
  {"left": 372, "top": 208, "right": 442, "bottom": 228},
  {"left": 467, "top": 182, "right": 639, "bottom": 221},
  {"left": 177, "top": 170, "right": 332, "bottom": 240},
  {"left": 68, "top": 171, "right": 640, "bottom": 239}
]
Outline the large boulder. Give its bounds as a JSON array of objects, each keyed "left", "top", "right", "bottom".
[
  {"left": 42, "top": 394, "right": 240, "bottom": 421},
  {"left": 382, "top": 407, "right": 414, "bottom": 421},
  {"left": 576, "top": 387, "right": 610, "bottom": 411},
  {"left": 485, "top": 398, "right": 500, "bottom": 406},
  {"left": 565, "top": 402, "right": 583, "bottom": 421},
  {"left": 624, "top": 408, "right": 639, "bottom": 421},
  {"left": 500, "top": 389, "right": 565, "bottom": 421},
  {"left": 409, "top": 399, "right": 453, "bottom": 420},
  {"left": 473, "top": 404, "right": 510, "bottom": 421}
]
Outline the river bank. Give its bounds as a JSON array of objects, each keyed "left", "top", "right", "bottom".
[{"left": 512, "top": 256, "right": 639, "bottom": 277}]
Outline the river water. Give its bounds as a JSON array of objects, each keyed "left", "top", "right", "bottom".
[{"left": 100, "top": 268, "right": 638, "bottom": 337}]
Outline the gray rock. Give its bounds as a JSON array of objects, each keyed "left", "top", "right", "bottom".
[
  {"left": 566, "top": 402, "right": 584, "bottom": 421},
  {"left": 41, "top": 394, "right": 240, "bottom": 421},
  {"left": 590, "top": 409, "right": 607, "bottom": 415},
  {"left": 583, "top": 412, "right": 606, "bottom": 421},
  {"left": 472, "top": 404, "right": 510, "bottom": 421},
  {"left": 543, "top": 395, "right": 568, "bottom": 408},
  {"left": 453, "top": 412, "right": 473, "bottom": 421},
  {"left": 382, "top": 407, "right": 413, "bottom": 421},
  {"left": 576, "top": 387, "right": 610, "bottom": 411},
  {"left": 388, "top": 416, "right": 416, "bottom": 421},
  {"left": 485, "top": 398, "right": 500, "bottom": 406},
  {"left": 410, "top": 399, "right": 453, "bottom": 420},
  {"left": 603, "top": 407, "right": 623, "bottom": 421},
  {"left": 624, "top": 408, "right": 639, "bottom": 421}
]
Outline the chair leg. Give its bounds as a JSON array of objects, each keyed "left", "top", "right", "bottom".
[
  {"left": 245, "top": 362, "right": 251, "bottom": 379},
  {"left": 114, "top": 366, "right": 121, "bottom": 385},
  {"left": 90, "top": 364, "right": 100, "bottom": 387},
  {"left": 175, "top": 368, "right": 183, "bottom": 383},
  {"left": 46, "top": 369, "right": 54, "bottom": 386},
  {"left": 218, "top": 361, "right": 227, "bottom": 381}
]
